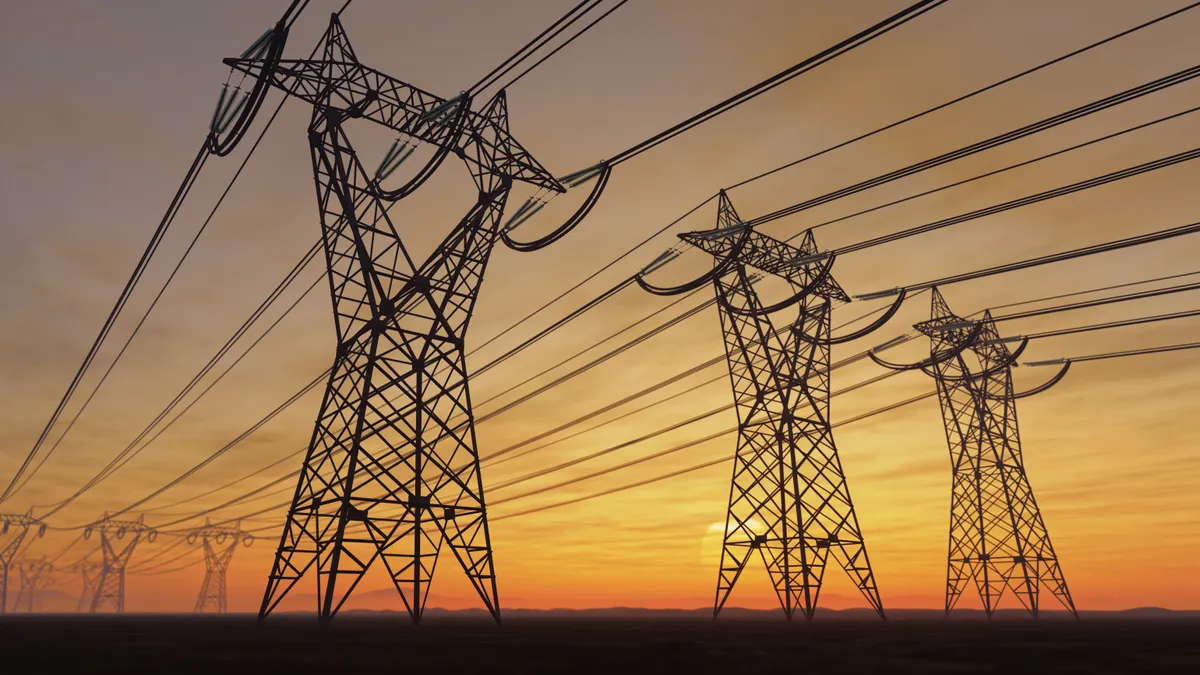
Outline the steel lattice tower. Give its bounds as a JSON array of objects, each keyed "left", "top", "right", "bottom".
[
  {"left": 680, "top": 193, "right": 888, "bottom": 621},
  {"left": 877, "top": 289, "right": 1076, "bottom": 618},
  {"left": 225, "top": 15, "right": 563, "bottom": 624},
  {"left": 188, "top": 520, "right": 253, "bottom": 613},
  {"left": 69, "top": 560, "right": 102, "bottom": 613},
  {"left": 0, "top": 511, "right": 45, "bottom": 613},
  {"left": 85, "top": 514, "right": 157, "bottom": 613},
  {"left": 13, "top": 558, "right": 53, "bottom": 613}
]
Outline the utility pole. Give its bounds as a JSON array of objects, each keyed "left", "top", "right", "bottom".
[
  {"left": 674, "top": 192, "right": 901, "bottom": 621},
  {"left": 85, "top": 514, "right": 157, "bottom": 613},
  {"left": 223, "top": 15, "right": 565, "bottom": 625},
  {"left": 13, "top": 558, "right": 54, "bottom": 612},
  {"left": 187, "top": 520, "right": 253, "bottom": 613},
  {"left": 872, "top": 288, "right": 1076, "bottom": 618},
  {"left": 0, "top": 511, "right": 46, "bottom": 613}
]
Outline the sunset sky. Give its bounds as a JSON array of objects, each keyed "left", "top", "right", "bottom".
[{"left": 2, "top": 0, "right": 1199, "bottom": 615}]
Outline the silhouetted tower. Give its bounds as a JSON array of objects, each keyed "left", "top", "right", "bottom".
[
  {"left": 224, "top": 15, "right": 564, "bottom": 624},
  {"left": 13, "top": 558, "right": 53, "bottom": 612},
  {"left": 69, "top": 559, "right": 102, "bottom": 612},
  {"left": 0, "top": 511, "right": 45, "bottom": 613},
  {"left": 872, "top": 289, "right": 1076, "bottom": 618},
  {"left": 187, "top": 520, "right": 253, "bottom": 613},
  {"left": 84, "top": 514, "right": 157, "bottom": 613},
  {"left": 672, "top": 193, "right": 903, "bottom": 621}
]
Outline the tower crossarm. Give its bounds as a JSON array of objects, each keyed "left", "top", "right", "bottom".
[
  {"left": 223, "top": 22, "right": 561, "bottom": 192},
  {"left": 680, "top": 227, "right": 849, "bottom": 302}
]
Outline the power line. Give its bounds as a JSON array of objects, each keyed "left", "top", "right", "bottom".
[
  {"left": 749, "top": 64, "right": 1200, "bottom": 229},
  {"left": 0, "top": 0, "right": 336, "bottom": 503},
  {"left": 490, "top": 391, "right": 938, "bottom": 522},
  {"left": 1027, "top": 340, "right": 1200, "bottom": 366},
  {"left": 725, "top": 1, "right": 1200, "bottom": 190},
  {"left": 607, "top": 0, "right": 948, "bottom": 165}
]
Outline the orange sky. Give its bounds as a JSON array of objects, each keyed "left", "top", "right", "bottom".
[{"left": 1, "top": 0, "right": 1199, "bottom": 614}]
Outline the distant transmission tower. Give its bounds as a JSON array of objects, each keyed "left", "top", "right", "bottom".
[
  {"left": 223, "top": 15, "right": 564, "bottom": 624},
  {"left": 13, "top": 558, "right": 54, "bottom": 612},
  {"left": 85, "top": 514, "right": 157, "bottom": 613},
  {"left": 187, "top": 520, "right": 253, "bottom": 613},
  {"left": 670, "top": 192, "right": 902, "bottom": 621},
  {"left": 872, "top": 289, "right": 1076, "bottom": 618},
  {"left": 69, "top": 559, "right": 102, "bottom": 612},
  {"left": 0, "top": 511, "right": 45, "bottom": 613}
]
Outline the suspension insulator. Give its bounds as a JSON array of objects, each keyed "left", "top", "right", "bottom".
[
  {"left": 502, "top": 197, "right": 548, "bottom": 233},
  {"left": 639, "top": 249, "right": 681, "bottom": 276},
  {"left": 116, "top": 527, "right": 127, "bottom": 539},
  {"left": 417, "top": 93, "right": 466, "bottom": 129},
  {"left": 186, "top": 533, "right": 198, "bottom": 545},
  {"left": 375, "top": 139, "right": 417, "bottom": 181},
  {"left": 215, "top": 533, "right": 228, "bottom": 545},
  {"left": 38, "top": 523, "right": 47, "bottom": 537},
  {"left": 147, "top": 530, "right": 159, "bottom": 543},
  {"left": 83, "top": 526, "right": 92, "bottom": 540},
  {"left": 560, "top": 162, "right": 606, "bottom": 188},
  {"left": 242, "top": 535, "right": 255, "bottom": 548},
  {"left": 209, "top": 85, "right": 251, "bottom": 136}
]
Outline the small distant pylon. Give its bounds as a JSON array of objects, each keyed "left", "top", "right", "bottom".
[
  {"left": 13, "top": 558, "right": 54, "bottom": 612},
  {"left": 69, "top": 559, "right": 102, "bottom": 612},
  {"left": 84, "top": 514, "right": 157, "bottom": 613},
  {"left": 187, "top": 519, "right": 253, "bottom": 613},
  {"left": 0, "top": 511, "right": 46, "bottom": 613},
  {"left": 673, "top": 192, "right": 904, "bottom": 621},
  {"left": 872, "top": 288, "right": 1076, "bottom": 618}
]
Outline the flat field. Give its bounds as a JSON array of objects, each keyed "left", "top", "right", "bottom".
[{"left": 1, "top": 612, "right": 1196, "bottom": 674}]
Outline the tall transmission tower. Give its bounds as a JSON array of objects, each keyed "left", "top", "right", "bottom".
[
  {"left": 0, "top": 511, "right": 46, "bottom": 613},
  {"left": 13, "top": 558, "right": 54, "bottom": 613},
  {"left": 674, "top": 192, "right": 899, "bottom": 621},
  {"left": 84, "top": 514, "right": 157, "bottom": 613},
  {"left": 187, "top": 520, "right": 253, "bottom": 613},
  {"left": 872, "top": 289, "right": 1076, "bottom": 618},
  {"left": 224, "top": 15, "right": 564, "bottom": 624}
]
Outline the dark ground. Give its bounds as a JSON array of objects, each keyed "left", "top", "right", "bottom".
[{"left": 1, "top": 612, "right": 1198, "bottom": 674}]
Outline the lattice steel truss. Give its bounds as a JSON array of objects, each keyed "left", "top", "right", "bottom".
[
  {"left": 227, "top": 16, "right": 562, "bottom": 624},
  {"left": 69, "top": 559, "right": 102, "bottom": 613},
  {"left": 85, "top": 514, "right": 156, "bottom": 613},
  {"left": 681, "top": 192, "right": 885, "bottom": 621},
  {"left": 187, "top": 520, "right": 254, "bottom": 614},
  {"left": 13, "top": 558, "right": 53, "bottom": 613},
  {"left": 0, "top": 511, "right": 45, "bottom": 613},
  {"left": 888, "top": 289, "right": 1076, "bottom": 618}
]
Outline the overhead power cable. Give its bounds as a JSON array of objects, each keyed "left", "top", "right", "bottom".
[
  {"left": 494, "top": 0, "right": 631, "bottom": 93},
  {"left": 0, "top": 0, "right": 337, "bottom": 503},
  {"left": 992, "top": 308, "right": 1200, "bottom": 344},
  {"left": 470, "top": 0, "right": 604, "bottom": 96},
  {"left": 490, "top": 390, "right": 938, "bottom": 522},
  {"left": 608, "top": 0, "right": 947, "bottom": 165},
  {"left": 749, "top": 63, "right": 1200, "bottom": 229},
  {"left": 827, "top": 146, "right": 1200, "bottom": 258},
  {"left": 474, "top": 2, "right": 1199, "bottom": 366},
  {"left": 1027, "top": 340, "right": 1200, "bottom": 366}
]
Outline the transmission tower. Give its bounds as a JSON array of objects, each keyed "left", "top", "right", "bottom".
[
  {"left": 224, "top": 15, "right": 564, "bottom": 624},
  {"left": 871, "top": 289, "right": 1076, "bottom": 618},
  {"left": 68, "top": 559, "right": 102, "bottom": 612},
  {"left": 0, "top": 511, "right": 46, "bottom": 613},
  {"left": 84, "top": 514, "right": 157, "bottom": 613},
  {"left": 187, "top": 520, "right": 253, "bottom": 613},
  {"left": 13, "top": 558, "right": 54, "bottom": 612},
  {"left": 675, "top": 192, "right": 900, "bottom": 621}
]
